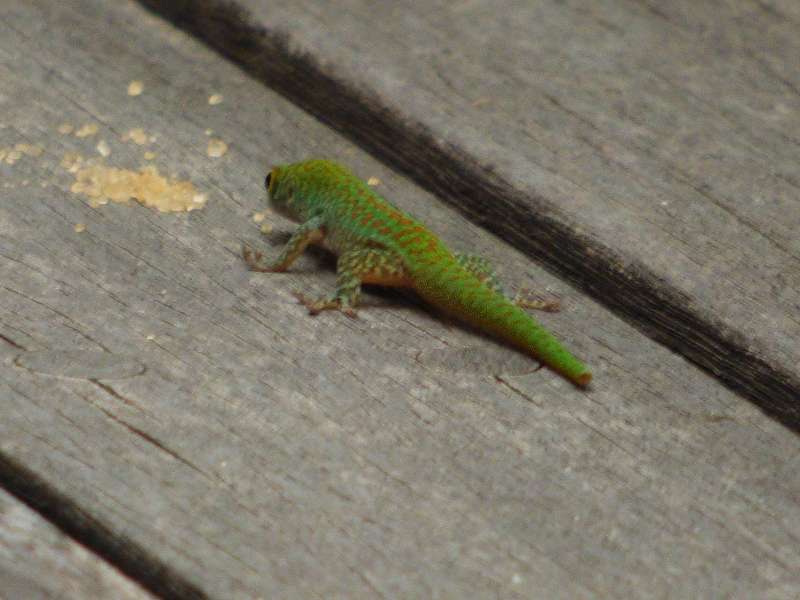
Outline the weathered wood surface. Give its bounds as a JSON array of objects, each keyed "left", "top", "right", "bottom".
[
  {"left": 138, "top": 0, "right": 800, "bottom": 426},
  {"left": 1, "top": 0, "right": 799, "bottom": 598},
  {"left": 0, "top": 487, "right": 153, "bottom": 600}
]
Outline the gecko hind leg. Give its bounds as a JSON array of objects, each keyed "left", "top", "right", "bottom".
[
  {"left": 455, "top": 253, "right": 507, "bottom": 295},
  {"left": 455, "top": 252, "right": 560, "bottom": 312},
  {"left": 295, "top": 248, "right": 410, "bottom": 318},
  {"left": 513, "top": 289, "right": 561, "bottom": 312}
]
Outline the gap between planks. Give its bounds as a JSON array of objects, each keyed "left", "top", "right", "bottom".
[{"left": 0, "top": 452, "right": 208, "bottom": 600}]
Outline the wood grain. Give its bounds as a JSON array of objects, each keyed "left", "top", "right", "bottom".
[{"left": 1, "top": 0, "right": 798, "bottom": 597}]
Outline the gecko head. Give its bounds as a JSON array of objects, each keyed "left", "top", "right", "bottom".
[{"left": 264, "top": 165, "right": 303, "bottom": 223}]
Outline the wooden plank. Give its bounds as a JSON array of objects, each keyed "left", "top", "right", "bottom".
[
  {"left": 136, "top": 0, "right": 800, "bottom": 426},
  {"left": 1, "top": 0, "right": 799, "bottom": 597},
  {"left": 0, "top": 488, "right": 153, "bottom": 600},
  {"left": 0, "top": 455, "right": 207, "bottom": 599}
]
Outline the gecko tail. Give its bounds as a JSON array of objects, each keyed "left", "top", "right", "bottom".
[
  {"left": 512, "top": 310, "right": 592, "bottom": 387},
  {"left": 551, "top": 355, "right": 592, "bottom": 387},
  {"left": 412, "top": 262, "right": 592, "bottom": 387}
]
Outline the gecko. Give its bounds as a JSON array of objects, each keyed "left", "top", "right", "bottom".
[{"left": 242, "top": 159, "right": 592, "bottom": 387}]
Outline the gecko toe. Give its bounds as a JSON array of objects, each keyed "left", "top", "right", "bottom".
[
  {"left": 292, "top": 291, "right": 359, "bottom": 318},
  {"left": 242, "top": 244, "right": 268, "bottom": 271}
]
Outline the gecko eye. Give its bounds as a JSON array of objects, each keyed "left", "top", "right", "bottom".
[{"left": 264, "top": 172, "right": 272, "bottom": 191}]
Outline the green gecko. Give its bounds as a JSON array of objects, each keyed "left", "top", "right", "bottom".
[{"left": 243, "top": 159, "right": 592, "bottom": 387}]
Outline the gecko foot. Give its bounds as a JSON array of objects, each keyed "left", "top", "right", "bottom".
[
  {"left": 292, "top": 292, "right": 358, "bottom": 319},
  {"left": 514, "top": 289, "right": 561, "bottom": 312},
  {"left": 242, "top": 244, "right": 279, "bottom": 272}
]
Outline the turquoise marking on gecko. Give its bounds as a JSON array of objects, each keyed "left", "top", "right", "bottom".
[{"left": 243, "top": 159, "right": 592, "bottom": 387}]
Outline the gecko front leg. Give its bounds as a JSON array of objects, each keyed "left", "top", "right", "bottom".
[{"left": 243, "top": 215, "right": 325, "bottom": 272}]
